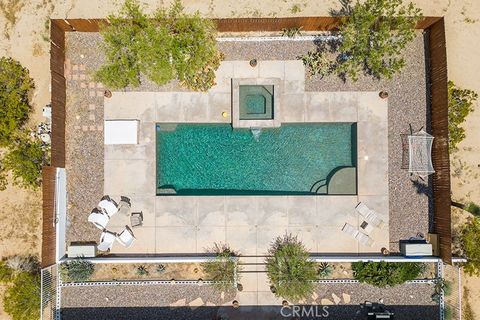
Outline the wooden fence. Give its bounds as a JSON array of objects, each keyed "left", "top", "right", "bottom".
[
  {"left": 47, "top": 16, "right": 452, "bottom": 263},
  {"left": 427, "top": 18, "right": 452, "bottom": 264},
  {"left": 42, "top": 167, "right": 57, "bottom": 268}
]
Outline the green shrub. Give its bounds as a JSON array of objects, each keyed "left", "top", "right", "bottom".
[
  {"left": 448, "top": 81, "right": 478, "bottom": 151},
  {"left": 265, "top": 234, "right": 317, "bottom": 302},
  {"left": 352, "top": 261, "right": 425, "bottom": 288},
  {"left": 336, "top": 0, "right": 422, "bottom": 81},
  {"left": 301, "top": 50, "right": 333, "bottom": 78},
  {"left": 0, "top": 57, "right": 35, "bottom": 146},
  {"left": 201, "top": 243, "right": 239, "bottom": 293},
  {"left": 96, "top": 0, "right": 223, "bottom": 91},
  {"left": 2, "top": 133, "right": 46, "bottom": 189},
  {"left": 60, "top": 259, "right": 95, "bottom": 282},
  {"left": 465, "top": 202, "right": 480, "bottom": 216},
  {"left": 3, "top": 272, "right": 41, "bottom": 320},
  {"left": 461, "top": 217, "right": 480, "bottom": 276},
  {"left": 0, "top": 260, "right": 13, "bottom": 283}
]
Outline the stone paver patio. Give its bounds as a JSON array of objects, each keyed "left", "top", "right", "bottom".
[{"left": 103, "top": 60, "right": 389, "bottom": 256}]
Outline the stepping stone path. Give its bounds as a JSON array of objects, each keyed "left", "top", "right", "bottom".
[
  {"left": 189, "top": 297, "right": 204, "bottom": 310},
  {"left": 311, "top": 292, "right": 319, "bottom": 301},
  {"left": 342, "top": 293, "right": 351, "bottom": 304},
  {"left": 320, "top": 298, "right": 333, "bottom": 305},
  {"left": 332, "top": 293, "right": 341, "bottom": 305},
  {"left": 169, "top": 298, "right": 186, "bottom": 308}
]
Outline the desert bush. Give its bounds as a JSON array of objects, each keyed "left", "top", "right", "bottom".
[
  {"left": 3, "top": 272, "right": 41, "bottom": 320},
  {"left": 5, "top": 255, "right": 40, "bottom": 274},
  {"left": 96, "top": 0, "right": 222, "bottom": 91},
  {"left": 448, "top": 81, "right": 478, "bottom": 151},
  {"left": 266, "top": 234, "right": 317, "bottom": 302},
  {"left": 461, "top": 217, "right": 480, "bottom": 276},
  {"left": 281, "top": 26, "right": 303, "bottom": 38},
  {"left": 2, "top": 133, "right": 45, "bottom": 189},
  {"left": 352, "top": 261, "right": 425, "bottom": 288},
  {"left": 201, "top": 243, "right": 239, "bottom": 292},
  {"left": 301, "top": 50, "right": 333, "bottom": 78},
  {"left": 336, "top": 0, "right": 422, "bottom": 81},
  {"left": 60, "top": 259, "right": 95, "bottom": 282},
  {"left": 156, "top": 264, "right": 166, "bottom": 273},
  {"left": 0, "top": 260, "right": 13, "bottom": 283},
  {"left": 0, "top": 57, "right": 35, "bottom": 146}
]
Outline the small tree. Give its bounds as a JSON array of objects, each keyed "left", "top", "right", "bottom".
[
  {"left": 352, "top": 261, "right": 425, "bottom": 288},
  {"left": 336, "top": 0, "right": 422, "bottom": 81},
  {"left": 461, "top": 217, "right": 480, "bottom": 276},
  {"left": 201, "top": 243, "right": 239, "bottom": 292},
  {"left": 0, "top": 57, "right": 35, "bottom": 146},
  {"left": 96, "top": 0, "right": 223, "bottom": 91},
  {"left": 265, "top": 234, "right": 317, "bottom": 302},
  {"left": 3, "top": 272, "right": 41, "bottom": 320},
  {"left": 448, "top": 81, "right": 478, "bottom": 151},
  {"left": 60, "top": 259, "right": 95, "bottom": 282},
  {"left": 2, "top": 133, "right": 45, "bottom": 189}
]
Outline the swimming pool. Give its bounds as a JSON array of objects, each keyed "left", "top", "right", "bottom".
[{"left": 156, "top": 123, "right": 357, "bottom": 195}]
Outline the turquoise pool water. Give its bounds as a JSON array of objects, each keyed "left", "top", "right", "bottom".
[{"left": 156, "top": 123, "right": 356, "bottom": 195}]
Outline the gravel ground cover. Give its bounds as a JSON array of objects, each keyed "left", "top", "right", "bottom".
[
  {"left": 65, "top": 31, "right": 431, "bottom": 251},
  {"left": 60, "top": 282, "right": 438, "bottom": 320}
]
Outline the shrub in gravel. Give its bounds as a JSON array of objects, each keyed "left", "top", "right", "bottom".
[
  {"left": 60, "top": 259, "right": 95, "bottom": 282},
  {"left": 96, "top": 0, "right": 223, "bottom": 92},
  {"left": 156, "top": 264, "right": 166, "bottom": 274},
  {"left": 336, "top": 0, "right": 422, "bottom": 81},
  {"left": 266, "top": 234, "right": 317, "bottom": 302},
  {"left": 136, "top": 265, "right": 149, "bottom": 276},
  {"left": 202, "top": 243, "right": 240, "bottom": 293},
  {"left": 0, "top": 57, "right": 35, "bottom": 147},
  {"left": 448, "top": 80, "right": 478, "bottom": 151},
  {"left": 352, "top": 261, "right": 425, "bottom": 288},
  {"left": 317, "top": 262, "right": 334, "bottom": 279},
  {"left": 3, "top": 271, "right": 41, "bottom": 320}
]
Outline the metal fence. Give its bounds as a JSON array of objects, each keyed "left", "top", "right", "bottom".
[
  {"left": 443, "top": 264, "right": 462, "bottom": 320},
  {"left": 41, "top": 265, "right": 60, "bottom": 320}
]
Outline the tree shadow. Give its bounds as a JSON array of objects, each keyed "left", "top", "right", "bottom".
[{"left": 329, "top": 0, "right": 354, "bottom": 17}]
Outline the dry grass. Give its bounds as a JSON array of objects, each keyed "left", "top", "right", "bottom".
[
  {"left": 0, "top": 0, "right": 25, "bottom": 38},
  {"left": 463, "top": 287, "right": 475, "bottom": 320},
  {"left": 32, "top": 42, "right": 44, "bottom": 57}
]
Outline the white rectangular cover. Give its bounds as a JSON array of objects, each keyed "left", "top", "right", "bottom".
[
  {"left": 104, "top": 120, "right": 139, "bottom": 145},
  {"left": 400, "top": 243, "right": 433, "bottom": 256}
]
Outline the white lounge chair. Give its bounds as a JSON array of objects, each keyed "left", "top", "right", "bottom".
[
  {"left": 99, "top": 198, "right": 119, "bottom": 218},
  {"left": 97, "top": 230, "right": 116, "bottom": 252},
  {"left": 355, "top": 202, "right": 385, "bottom": 229},
  {"left": 342, "top": 223, "right": 375, "bottom": 247},
  {"left": 87, "top": 210, "right": 109, "bottom": 230},
  {"left": 116, "top": 226, "right": 135, "bottom": 248}
]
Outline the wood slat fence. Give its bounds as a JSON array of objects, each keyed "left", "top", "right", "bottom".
[{"left": 46, "top": 16, "right": 452, "bottom": 264}]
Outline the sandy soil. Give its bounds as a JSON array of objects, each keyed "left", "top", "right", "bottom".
[{"left": 0, "top": 0, "right": 479, "bottom": 319}]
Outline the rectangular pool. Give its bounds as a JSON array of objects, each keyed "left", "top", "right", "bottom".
[{"left": 156, "top": 123, "right": 357, "bottom": 195}]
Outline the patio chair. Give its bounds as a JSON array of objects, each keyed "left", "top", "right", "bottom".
[
  {"left": 117, "top": 197, "right": 131, "bottom": 216},
  {"left": 99, "top": 198, "right": 119, "bottom": 218},
  {"left": 97, "top": 230, "right": 116, "bottom": 251},
  {"left": 342, "top": 223, "right": 375, "bottom": 247},
  {"left": 87, "top": 209, "right": 109, "bottom": 230},
  {"left": 130, "top": 211, "right": 143, "bottom": 228},
  {"left": 116, "top": 226, "right": 135, "bottom": 248},
  {"left": 355, "top": 202, "right": 385, "bottom": 229}
]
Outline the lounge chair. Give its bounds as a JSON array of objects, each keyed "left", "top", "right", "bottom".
[
  {"left": 355, "top": 202, "right": 385, "bottom": 229},
  {"left": 116, "top": 226, "right": 135, "bottom": 248},
  {"left": 342, "top": 223, "right": 375, "bottom": 247},
  {"left": 87, "top": 209, "right": 109, "bottom": 230},
  {"left": 97, "top": 230, "right": 116, "bottom": 251},
  {"left": 117, "top": 197, "right": 131, "bottom": 216},
  {"left": 99, "top": 198, "right": 119, "bottom": 218}
]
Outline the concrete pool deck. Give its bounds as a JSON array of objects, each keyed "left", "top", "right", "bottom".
[{"left": 103, "top": 60, "right": 388, "bottom": 256}]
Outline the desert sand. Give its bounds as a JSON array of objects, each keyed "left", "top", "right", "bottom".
[{"left": 0, "top": 0, "right": 479, "bottom": 319}]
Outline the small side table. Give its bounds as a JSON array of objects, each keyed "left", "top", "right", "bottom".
[{"left": 360, "top": 221, "right": 374, "bottom": 234}]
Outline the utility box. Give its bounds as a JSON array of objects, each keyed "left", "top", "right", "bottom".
[{"left": 400, "top": 242, "right": 433, "bottom": 257}]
